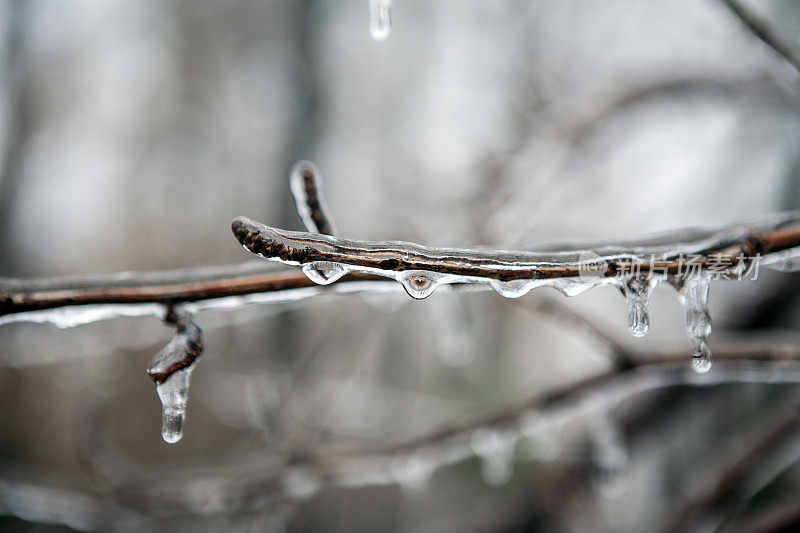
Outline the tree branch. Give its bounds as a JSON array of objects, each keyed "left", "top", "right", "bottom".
[
  {"left": 232, "top": 214, "right": 800, "bottom": 286},
  {"left": 665, "top": 398, "right": 800, "bottom": 532},
  {"left": 0, "top": 261, "right": 394, "bottom": 324},
  {"left": 3, "top": 212, "right": 800, "bottom": 327}
]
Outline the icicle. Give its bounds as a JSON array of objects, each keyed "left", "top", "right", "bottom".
[
  {"left": 390, "top": 453, "right": 434, "bottom": 491},
  {"left": 620, "top": 275, "right": 651, "bottom": 337},
  {"left": 302, "top": 261, "right": 349, "bottom": 285},
  {"left": 470, "top": 429, "right": 516, "bottom": 486},
  {"left": 399, "top": 272, "right": 438, "bottom": 299},
  {"left": 147, "top": 322, "right": 203, "bottom": 444},
  {"left": 681, "top": 276, "right": 713, "bottom": 373},
  {"left": 157, "top": 371, "right": 192, "bottom": 443},
  {"left": 369, "top": 0, "right": 392, "bottom": 41}
]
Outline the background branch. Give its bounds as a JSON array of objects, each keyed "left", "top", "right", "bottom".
[{"left": 721, "top": 0, "right": 800, "bottom": 76}]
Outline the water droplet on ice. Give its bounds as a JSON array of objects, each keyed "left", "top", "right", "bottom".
[
  {"left": 691, "top": 338, "right": 713, "bottom": 374},
  {"left": 621, "top": 276, "right": 651, "bottom": 337},
  {"left": 302, "top": 262, "right": 348, "bottom": 285},
  {"left": 369, "top": 0, "right": 392, "bottom": 41},
  {"left": 400, "top": 272, "right": 437, "bottom": 299}
]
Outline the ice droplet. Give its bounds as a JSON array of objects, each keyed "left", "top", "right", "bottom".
[
  {"left": 302, "top": 262, "right": 349, "bottom": 285},
  {"left": 157, "top": 370, "right": 192, "bottom": 443},
  {"left": 680, "top": 276, "right": 713, "bottom": 373},
  {"left": 621, "top": 276, "right": 651, "bottom": 337},
  {"left": 369, "top": 0, "right": 392, "bottom": 41},
  {"left": 489, "top": 279, "right": 535, "bottom": 298},
  {"left": 470, "top": 429, "right": 516, "bottom": 486},
  {"left": 691, "top": 338, "right": 713, "bottom": 374},
  {"left": 399, "top": 272, "right": 437, "bottom": 299}
]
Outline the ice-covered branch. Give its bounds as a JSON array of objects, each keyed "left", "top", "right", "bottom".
[
  {"left": 6, "top": 159, "right": 800, "bottom": 447},
  {"left": 233, "top": 210, "right": 800, "bottom": 372},
  {"left": 232, "top": 214, "right": 800, "bottom": 289},
  {"left": 0, "top": 262, "right": 400, "bottom": 327}
]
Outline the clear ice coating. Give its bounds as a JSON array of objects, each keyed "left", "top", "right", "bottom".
[
  {"left": 369, "top": 0, "right": 392, "bottom": 40},
  {"left": 302, "top": 262, "right": 349, "bottom": 285},
  {"left": 147, "top": 323, "right": 203, "bottom": 444},
  {"left": 680, "top": 276, "right": 713, "bottom": 373},
  {"left": 620, "top": 275, "right": 651, "bottom": 337}
]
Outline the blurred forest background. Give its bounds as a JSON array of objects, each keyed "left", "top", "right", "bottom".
[{"left": 3, "top": 0, "right": 800, "bottom": 531}]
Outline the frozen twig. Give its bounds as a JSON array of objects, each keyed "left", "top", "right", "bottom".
[
  {"left": 290, "top": 160, "right": 337, "bottom": 236},
  {"left": 0, "top": 262, "right": 395, "bottom": 325},
  {"left": 232, "top": 212, "right": 800, "bottom": 294},
  {"left": 721, "top": 0, "right": 800, "bottom": 76}
]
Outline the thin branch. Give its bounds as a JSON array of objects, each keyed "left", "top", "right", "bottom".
[
  {"left": 0, "top": 261, "right": 392, "bottom": 320},
  {"left": 721, "top": 0, "right": 800, "bottom": 76},
  {"left": 733, "top": 500, "right": 800, "bottom": 533},
  {"left": 664, "top": 399, "right": 800, "bottom": 532}
]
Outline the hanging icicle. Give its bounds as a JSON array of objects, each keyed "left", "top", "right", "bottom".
[
  {"left": 369, "top": 0, "right": 392, "bottom": 41},
  {"left": 147, "top": 320, "right": 203, "bottom": 443}
]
